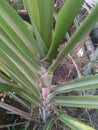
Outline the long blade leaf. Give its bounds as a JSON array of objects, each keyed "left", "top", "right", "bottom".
[
  {"left": 46, "top": 0, "right": 84, "bottom": 60},
  {"left": 24, "top": 0, "right": 40, "bottom": 33},
  {"left": 37, "top": 0, "right": 54, "bottom": 48},
  {"left": 53, "top": 96, "right": 98, "bottom": 109},
  {"left": 0, "top": 61, "right": 38, "bottom": 96},
  {"left": 49, "top": 74, "right": 98, "bottom": 97},
  {"left": 24, "top": 0, "right": 48, "bottom": 58},
  {"left": 0, "top": 0, "right": 38, "bottom": 57},
  {"left": 0, "top": 81, "right": 40, "bottom": 105},
  {"left": 0, "top": 27, "right": 40, "bottom": 79},
  {"left": 49, "top": 2, "right": 98, "bottom": 72},
  {"left": 56, "top": 110, "right": 95, "bottom": 130},
  {"left": 0, "top": 50, "right": 40, "bottom": 100}
]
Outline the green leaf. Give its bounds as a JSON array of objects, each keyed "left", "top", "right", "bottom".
[
  {"left": 37, "top": 0, "right": 54, "bottom": 48},
  {"left": 53, "top": 96, "right": 98, "bottom": 109},
  {"left": 0, "top": 28, "right": 40, "bottom": 76},
  {"left": 0, "top": 61, "right": 36, "bottom": 95},
  {"left": 0, "top": 52, "right": 40, "bottom": 102},
  {"left": 24, "top": 0, "right": 40, "bottom": 33},
  {"left": 46, "top": 0, "right": 84, "bottom": 60},
  {"left": 0, "top": 81, "right": 40, "bottom": 105},
  {"left": 24, "top": 0, "right": 48, "bottom": 58},
  {"left": 0, "top": 81, "right": 23, "bottom": 93},
  {"left": 0, "top": 65, "right": 41, "bottom": 105},
  {"left": 0, "top": 17, "right": 40, "bottom": 68},
  {"left": 49, "top": 74, "right": 98, "bottom": 97},
  {"left": 48, "top": 2, "right": 98, "bottom": 72},
  {"left": 0, "top": 6, "right": 41, "bottom": 99},
  {"left": 0, "top": 45, "right": 40, "bottom": 89},
  {"left": 0, "top": 28, "right": 41, "bottom": 98},
  {"left": 43, "top": 119, "right": 53, "bottom": 130},
  {"left": 0, "top": 61, "right": 29, "bottom": 90},
  {"left": 56, "top": 110, "right": 95, "bottom": 130},
  {"left": 0, "top": 0, "right": 38, "bottom": 57}
]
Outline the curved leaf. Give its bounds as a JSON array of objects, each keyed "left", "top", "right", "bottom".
[{"left": 56, "top": 110, "right": 95, "bottom": 130}]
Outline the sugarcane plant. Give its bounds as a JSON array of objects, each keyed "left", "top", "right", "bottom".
[{"left": 1, "top": 0, "right": 98, "bottom": 129}]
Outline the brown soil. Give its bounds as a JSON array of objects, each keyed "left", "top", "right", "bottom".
[{"left": 53, "top": 61, "right": 77, "bottom": 84}]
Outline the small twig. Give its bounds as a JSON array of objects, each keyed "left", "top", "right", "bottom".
[{"left": 68, "top": 54, "right": 81, "bottom": 78}]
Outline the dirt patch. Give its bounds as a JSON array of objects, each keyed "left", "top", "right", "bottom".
[{"left": 53, "top": 59, "right": 77, "bottom": 85}]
